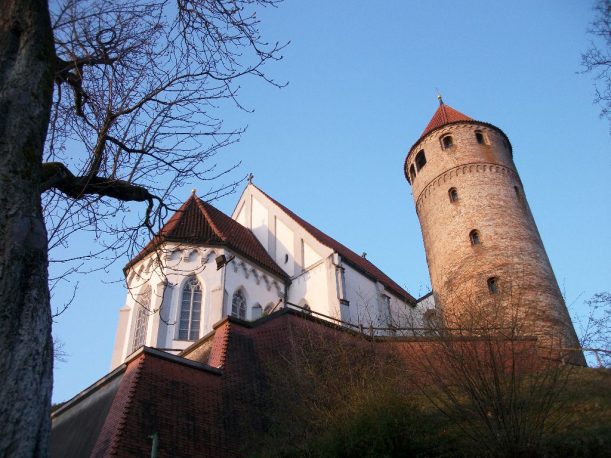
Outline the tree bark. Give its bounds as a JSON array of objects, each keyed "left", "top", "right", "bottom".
[{"left": 0, "top": 0, "right": 55, "bottom": 456}]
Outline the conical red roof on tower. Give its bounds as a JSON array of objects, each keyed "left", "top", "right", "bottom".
[{"left": 421, "top": 99, "right": 473, "bottom": 137}]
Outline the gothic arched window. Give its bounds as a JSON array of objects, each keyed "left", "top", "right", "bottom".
[
  {"left": 132, "top": 285, "right": 151, "bottom": 351},
  {"left": 232, "top": 289, "right": 247, "bottom": 320},
  {"left": 448, "top": 187, "right": 458, "bottom": 202},
  {"left": 179, "top": 276, "right": 202, "bottom": 340}
]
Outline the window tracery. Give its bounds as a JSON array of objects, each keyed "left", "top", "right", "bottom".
[
  {"left": 232, "top": 289, "right": 247, "bottom": 320},
  {"left": 178, "top": 276, "right": 202, "bottom": 340},
  {"left": 132, "top": 285, "right": 151, "bottom": 351}
]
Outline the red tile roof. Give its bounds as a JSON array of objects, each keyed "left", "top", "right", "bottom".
[
  {"left": 126, "top": 194, "right": 288, "bottom": 280},
  {"left": 252, "top": 185, "right": 416, "bottom": 304},
  {"left": 404, "top": 103, "right": 513, "bottom": 183},
  {"left": 421, "top": 102, "right": 473, "bottom": 137}
]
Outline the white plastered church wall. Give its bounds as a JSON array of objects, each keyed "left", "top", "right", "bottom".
[
  {"left": 111, "top": 245, "right": 223, "bottom": 368},
  {"left": 111, "top": 256, "right": 166, "bottom": 368},
  {"left": 231, "top": 184, "right": 336, "bottom": 316},
  {"left": 112, "top": 183, "right": 432, "bottom": 369},
  {"left": 230, "top": 184, "right": 426, "bottom": 327},
  {"left": 339, "top": 261, "right": 426, "bottom": 334},
  {"left": 111, "top": 239, "right": 289, "bottom": 369},
  {"left": 223, "top": 251, "right": 286, "bottom": 320},
  {"left": 156, "top": 245, "right": 222, "bottom": 352},
  {"left": 288, "top": 256, "right": 334, "bottom": 315}
]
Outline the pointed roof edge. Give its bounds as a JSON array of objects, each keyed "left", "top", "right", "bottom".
[
  {"left": 123, "top": 193, "right": 289, "bottom": 281},
  {"left": 194, "top": 197, "right": 226, "bottom": 243},
  {"left": 248, "top": 183, "right": 417, "bottom": 305},
  {"left": 421, "top": 101, "right": 474, "bottom": 137},
  {"left": 404, "top": 103, "right": 512, "bottom": 181},
  {"left": 123, "top": 193, "right": 210, "bottom": 272}
]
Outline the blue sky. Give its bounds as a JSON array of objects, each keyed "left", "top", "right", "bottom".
[{"left": 52, "top": 1, "right": 610, "bottom": 403}]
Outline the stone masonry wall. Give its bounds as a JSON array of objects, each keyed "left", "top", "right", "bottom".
[{"left": 405, "top": 122, "right": 583, "bottom": 363}]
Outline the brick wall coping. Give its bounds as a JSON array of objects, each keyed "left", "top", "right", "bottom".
[
  {"left": 140, "top": 346, "right": 222, "bottom": 374},
  {"left": 51, "top": 364, "right": 126, "bottom": 420},
  {"left": 181, "top": 307, "right": 542, "bottom": 362},
  {"left": 52, "top": 346, "right": 221, "bottom": 420}
]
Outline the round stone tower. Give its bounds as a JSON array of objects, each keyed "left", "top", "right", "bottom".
[{"left": 405, "top": 98, "right": 583, "bottom": 364}]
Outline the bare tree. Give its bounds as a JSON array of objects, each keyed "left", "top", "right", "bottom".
[
  {"left": 257, "top": 315, "right": 437, "bottom": 456},
  {"left": 582, "top": 0, "right": 611, "bottom": 129},
  {"left": 0, "top": 0, "right": 285, "bottom": 455},
  {"left": 402, "top": 290, "right": 575, "bottom": 457},
  {"left": 576, "top": 292, "right": 611, "bottom": 367}
]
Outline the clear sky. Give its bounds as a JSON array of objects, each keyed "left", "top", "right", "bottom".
[{"left": 52, "top": 1, "right": 610, "bottom": 403}]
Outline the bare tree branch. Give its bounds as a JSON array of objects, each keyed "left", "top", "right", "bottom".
[{"left": 582, "top": 0, "right": 611, "bottom": 130}]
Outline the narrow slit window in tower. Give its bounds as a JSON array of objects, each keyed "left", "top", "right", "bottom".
[
  {"left": 441, "top": 135, "right": 453, "bottom": 149},
  {"left": 415, "top": 150, "right": 427, "bottom": 171},
  {"left": 475, "top": 131, "right": 485, "bottom": 144},
  {"left": 469, "top": 229, "right": 481, "bottom": 246},
  {"left": 448, "top": 187, "right": 458, "bottom": 202},
  {"left": 487, "top": 277, "right": 499, "bottom": 294},
  {"left": 410, "top": 164, "right": 416, "bottom": 181},
  {"left": 514, "top": 186, "right": 521, "bottom": 199}
]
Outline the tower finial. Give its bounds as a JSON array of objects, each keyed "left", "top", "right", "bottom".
[
  {"left": 191, "top": 188, "right": 197, "bottom": 195},
  {"left": 247, "top": 173, "right": 254, "bottom": 184},
  {"left": 436, "top": 90, "right": 444, "bottom": 105}
]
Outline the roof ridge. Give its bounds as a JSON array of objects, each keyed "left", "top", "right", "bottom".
[
  {"left": 195, "top": 197, "right": 227, "bottom": 242},
  {"left": 440, "top": 102, "right": 448, "bottom": 124},
  {"left": 421, "top": 102, "right": 473, "bottom": 138},
  {"left": 208, "top": 321, "right": 231, "bottom": 368},
  {"left": 91, "top": 357, "right": 145, "bottom": 456},
  {"left": 158, "top": 196, "right": 193, "bottom": 236}
]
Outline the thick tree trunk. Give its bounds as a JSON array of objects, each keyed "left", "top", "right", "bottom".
[{"left": 0, "top": 0, "right": 55, "bottom": 456}]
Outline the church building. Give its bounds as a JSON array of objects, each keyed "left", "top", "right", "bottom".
[
  {"left": 51, "top": 101, "right": 585, "bottom": 457},
  {"left": 110, "top": 181, "right": 430, "bottom": 368}
]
